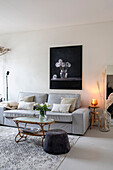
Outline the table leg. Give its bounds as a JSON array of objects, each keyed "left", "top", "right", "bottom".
[
  {"left": 24, "top": 123, "right": 27, "bottom": 129},
  {"left": 24, "top": 123, "right": 27, "bottom": 139},
  {"left": 15, "top": 122, "right": 27, "bottom": 143},
  {"left": 90, "top": 113, "right": 94, "bottom": 129},
  {"left": 40, "top": 125, "right": 45, "bottom": 147},
  {"left": 48, "top": 124, "right": 50, "bottom": 131},
  {"left": 97, "top": 114, "right": 102, "bottom": 128}
]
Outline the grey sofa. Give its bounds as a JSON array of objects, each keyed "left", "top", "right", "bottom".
[{"left": 0, "top": 92, "right": 90, "bottom": 135}]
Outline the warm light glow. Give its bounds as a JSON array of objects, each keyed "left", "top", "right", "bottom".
[{"left": 91, "top": 99, "right": 98, "bottom": 106}]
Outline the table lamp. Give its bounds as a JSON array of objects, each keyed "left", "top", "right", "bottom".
[{"left": 91, "top": 99, "right": 98, "bottom": 106}]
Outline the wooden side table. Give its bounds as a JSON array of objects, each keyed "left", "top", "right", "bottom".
[{"left": 89, "top": 105, "right": 101, "bottom": 129}]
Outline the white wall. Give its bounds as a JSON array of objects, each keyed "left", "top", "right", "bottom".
[{"left": 0, "top": 21, "right": 113, "bottom": 107}]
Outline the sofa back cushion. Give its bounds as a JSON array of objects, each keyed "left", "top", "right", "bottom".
[
  {"left": 19, "top": 96, "right": 34, "bottom": 102},
  {"left": 48, "top": 93, "right": 81, "bottom": 110},
  {"left": 18, "top": 92, "right": 48, "bottom": 104}
]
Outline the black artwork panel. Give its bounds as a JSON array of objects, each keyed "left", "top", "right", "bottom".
[
  {"left": 50, "top": 45, "right": 82, "bottom": 90},
  {"left": 107, "top": 75, "right": 113, "bottom": 98}
]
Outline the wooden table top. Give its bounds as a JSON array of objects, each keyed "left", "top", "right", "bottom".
[
  {"left": 13, "top": 117, "right": 55, "bottom": 125},
  {"left": 89, "top": 105, "right": 100, "bottom": 108}
]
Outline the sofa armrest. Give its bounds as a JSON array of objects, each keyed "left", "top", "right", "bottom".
[
  {"left": 72, "top": 107, "right": 90, "bottom": 135},
  {"left": 0, "top": 106, "right": 6, "bottom": 124}
]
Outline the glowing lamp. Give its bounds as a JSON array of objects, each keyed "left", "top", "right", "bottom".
[{"left": 91, "top": 99, "right": 98, "bottom": 106}]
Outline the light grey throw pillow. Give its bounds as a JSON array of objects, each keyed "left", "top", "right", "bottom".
[
  {"left": 18, "top": 102, "right": 35, "bottom": 110},
  {"left": 51, "top": 104, "right": 71, "bottom": 113}
]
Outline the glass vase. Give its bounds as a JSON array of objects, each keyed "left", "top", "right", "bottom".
[
  {"left": 60, "top": 70, "right": 65, "bottom": 78},
  {"left": 60, "top": 70, "right": 68, "bottom": 79},
  {"left": 39, "top": 110, "right": 47, "bottom": 121},
  {"left": 99, "top": 110, "right": 111, "bottom": 132}
]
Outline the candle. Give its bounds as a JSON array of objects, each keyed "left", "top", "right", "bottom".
[{"left": 91, "top": 99, "right": 98, "bottom": 106}]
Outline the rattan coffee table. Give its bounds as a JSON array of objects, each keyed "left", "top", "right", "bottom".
[{"left": 13, "top": 117, "right": 55, "bottom": 146}]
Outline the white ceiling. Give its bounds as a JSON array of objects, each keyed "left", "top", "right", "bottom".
[{"left": 0, "top": 0, "right": 113, "bottom": 34}]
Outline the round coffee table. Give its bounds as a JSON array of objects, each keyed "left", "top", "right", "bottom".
[{"left": 13, "top": 117, "right": 55, "bottom": 146}]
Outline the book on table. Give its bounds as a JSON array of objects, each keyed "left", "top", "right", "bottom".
[{"left": 21, "top": 128, "right": 41, "bottom": 134}]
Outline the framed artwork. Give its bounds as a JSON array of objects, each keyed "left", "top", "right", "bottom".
[
  {"left": 106, "top": 75, "right": 113, "bottom": 99},
  {"left": 106, "top": 73, "right": 113, "bottom": 118},
  {"left": 50, "top": 45, "right": 82, "bottom": 89}
]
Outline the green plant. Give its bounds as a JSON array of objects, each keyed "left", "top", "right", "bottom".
[{"left": 35, "top": 103, "right": 50, "bottom": 117}]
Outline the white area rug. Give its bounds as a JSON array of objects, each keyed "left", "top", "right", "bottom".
[{"left": 0, "top": 126, "right": 79, "bottom": 170}]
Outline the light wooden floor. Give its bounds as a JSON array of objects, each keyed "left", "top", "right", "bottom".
[{"left": 58, "top": 126, "right": 113, "bottom": 170}]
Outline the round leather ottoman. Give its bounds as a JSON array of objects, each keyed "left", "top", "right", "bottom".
[{"left": 43, "top": 129, "right": 70, "bottom": 154}]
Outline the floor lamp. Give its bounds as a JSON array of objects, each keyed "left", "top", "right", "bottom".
[
  {"left": 6, "top": 71, "right": 10, "bottom": 101},
  {"left": 0, "top": 46, "right": 11, "bottom": 101}
]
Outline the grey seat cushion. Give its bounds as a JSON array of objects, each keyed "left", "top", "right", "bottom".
[
  {"left": 4, "top": 110, "right": 72, "bottom": 123},
  {"left": 46, "top": 111, "right": 72, "bottom": 122},
  {"left": 48, "top": 93, "right": 80, "bottom": 110},
  {"left": 18, "top": 92, "right": 48, "bottom": 104},
  {"left": 3, "top": 110, "right": 39, "bottom": 118}
]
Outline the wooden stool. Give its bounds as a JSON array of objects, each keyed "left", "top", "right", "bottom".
[
  {"left": 90, "top": 111, "right": 101, "bottom": 129},
  {"left": 89, "top": 105, "right": 101, "bottom": 129}
]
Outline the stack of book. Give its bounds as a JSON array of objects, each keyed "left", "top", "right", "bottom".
[{"left": 21, "top": 128, "right": 41, "bottom": 134}]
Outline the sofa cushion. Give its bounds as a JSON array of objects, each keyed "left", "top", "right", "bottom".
[
  {"left": 48, "top": 93, "right": 80, "bottom": 110},
  {"left": 3, "top": 110, "right": 39, "bottom": 118},
  {"left": 51, "top": 104, "right": 71, "bottom": 113},
  {"left": 61, "top": 98, "right": 77, "bottom": 112},
  {"left": 18, "top": 102, "right": 35, "bottom": 110},
  {"left": 4, "top": 110, "right": 72, "bottom": 123},
  {"left": 46, "top": 111, "right": 72, "bottom": 122},
  {"left": 19, "top": 96, "right": 34, "bottom": 102},
  {"left": 18, "top": 92, "right": 48, "bottom": 104}
]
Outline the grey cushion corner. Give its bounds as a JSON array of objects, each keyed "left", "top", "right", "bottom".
[
  {"left": 48, "top": 93, "right": 80, "bottom": 110},
  {"left": 18, "top": 92, "right": 48, "bottom": 104}
]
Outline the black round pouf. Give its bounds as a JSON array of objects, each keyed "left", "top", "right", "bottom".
[{"left": 43, "top": 129, "right": 70, "bottom": 155}]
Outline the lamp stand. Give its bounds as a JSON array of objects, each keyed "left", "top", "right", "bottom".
[{"left": 6, "top": 71, "right": 10, "bottom": 101}]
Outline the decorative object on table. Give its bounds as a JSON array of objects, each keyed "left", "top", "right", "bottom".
[
  {"left": 35, "top": 102, "right": 50, "bottom": 120},
  {"left": 89, "top": 105, "right": 101, "bottom": 129},
  {"left": 50, "top": 45, "right": 82, "bottom": 90},
  {"left": 97, "top": 78, "right": 111, "bottom": 132},
  {"left": 21, "top": 127, "right": 41, "bottom": 134},
  {"left": 91, "top": 99, "right": 98, "bottom": 106},
  {"left": 6, "top": 71, "right": 10, "bottom": 101},
  {"left": 55, "top": 59, "right": 71, "bottom": 78},
  {"left": 0, "top": 46, "right": 11, "bottom": 56},
  {"left": 44, "top": 129, "right": 70, "bottom": 155}
]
